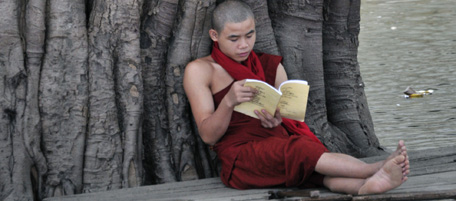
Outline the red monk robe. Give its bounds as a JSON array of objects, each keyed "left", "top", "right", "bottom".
[{"left": 211, "top": 42, "right": 329, "bottom": 189}]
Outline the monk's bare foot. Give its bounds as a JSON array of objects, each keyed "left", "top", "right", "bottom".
[
  {"left": 378, "top": 140, "right": 409, "bottom": 176},
  {"left": 388, "top": 140, "right": 410, "bottom": 178},
  {"left": 386, "top": 140, "right": 407, "bottom": 162},
  {"left": 358, "top": 155, "right": 408, "bottom": 195}
]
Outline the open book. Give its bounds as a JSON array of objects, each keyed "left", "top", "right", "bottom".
[{"left": 234, "top": 79, "right": 309, "bottom": 122}]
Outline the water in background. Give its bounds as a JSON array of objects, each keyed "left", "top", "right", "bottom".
[{"left": 359, "top": 0, "right": 456, "bottom": 151}]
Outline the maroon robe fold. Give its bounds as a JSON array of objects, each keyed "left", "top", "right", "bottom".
[{"left": 211, "top": 42, "right": 328, "bottom": 189}]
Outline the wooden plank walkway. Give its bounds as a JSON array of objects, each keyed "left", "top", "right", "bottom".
[{"left": 45, "top": 145, "right": 456, "bottom": 201}]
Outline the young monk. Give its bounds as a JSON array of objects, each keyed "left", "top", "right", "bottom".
[{"left": 183, "top": 0, "right": 410, "bottom": 195}]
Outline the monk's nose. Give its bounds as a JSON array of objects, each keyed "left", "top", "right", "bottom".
[{"left": 239, "top": 38, "right": 249, "bottom": 49}]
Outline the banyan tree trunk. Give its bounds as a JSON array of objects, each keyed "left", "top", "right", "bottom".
[
  {"left": 322, "top": 0, "right": 380, "bottom": 156},
  {"left": 0, "top": 0, "right": 385, "bottom": 200},
  {"left": 141, "top": 0, "right": 180, "bottom": 185},
  {"left": 84, "top": 0, "right": 144, "bottom": 193},
  {"left": 269, "top": 0, "right": 384, "bottom": 157},
  {"left": 40, "top": 0, "right": 88, "bottom": 197},
  {"left": 1, "top": 0, "right": 47, "bottom": 200}
]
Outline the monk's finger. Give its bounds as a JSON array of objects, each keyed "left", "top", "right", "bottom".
[
  {"left": 274, "top": 108, "right": 282, "bottom": 123},
  {"left": 236, "top": 86, "right": 256, "bottom": 97},
  {"left": 242, "top": 89, "right": 256, "bottom": 97},
  {"left": 234, "top": 93, "right": 250, "bottom": 103},
  {"left": 260, "top": 121, "right": 269, "bottom": 128},
  {"left": 234, "top": 89, "right": 255, "bottom": 102},
  {"left": 255, "top": 110, "right": 272, "bottom": 128},
  {"left": 246, "top": 86, "right": 258, "bottom": 94},
  {"left": 264, "top": 109, "right": 281, "bottom": 127},
  {"left": 237, "top": 79, "right": 256, "bottom": 91},
  {"left": 233, "top": 81, "right": 255, "bottom": 94},
  {"left": 266, "top": 114, "right": 280, "bottom": 128},
  {"left": 261, "top": 109, "right": 274, "bottom": 120},
  {"left": 272, "top": 118, "right": 280, "bottom": 127},
  {"left": 265, "top": 109, "right": 284, "bottom": 127},
  {"left": 236, "top": 83, "right": 256, "bottom": 92},
  {"left": 261, "top": 110, "right": 277, "bottom": 127},
  {"left": 254, "top": 110, "right": 266, "bottom": 120}
]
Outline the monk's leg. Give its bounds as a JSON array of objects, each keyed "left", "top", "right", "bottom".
[
  {"left": 323, "top": 176, "right": 365, "bottom": 195},
  {"left": 322, "top": 155, "right": 409, "bottom": 195},
  {"left": 358, "top": 155, "right": 408, "bottom": 194},
  {"left": 315, "top": 140, "right": 409, "bottom": 179},
  {"left": 315, "top": 152, "right": 380, "bottom": 178}
]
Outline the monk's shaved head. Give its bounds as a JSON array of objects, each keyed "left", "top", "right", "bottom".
[{"left": 212, "top": 0, "right": 254, "bottom": 33}]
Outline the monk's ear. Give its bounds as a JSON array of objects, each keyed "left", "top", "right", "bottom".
[{"left": 209, "top": 29, "right": 218, "bottom": 42}]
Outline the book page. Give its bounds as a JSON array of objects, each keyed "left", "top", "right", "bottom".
[
  {"left": 233, "top": 79, "right": 282, "bottom": 119},
  {"left": 278, "top": 80, "right": 309, "bottom": 122}
]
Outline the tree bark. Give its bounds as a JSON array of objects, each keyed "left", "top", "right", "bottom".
[
  {"left": 84, "top": 0, "right": 143, "bottom": 193},
  {"left": 323, "top": 0, "right": 381, "bottom": 156},
  {"left": 244, "top": 0, "right": 279, "bottom": 55},
  {"left": 269, "top": 0, "right": 339, "bottom": 151},
  {"left": 141, "top": 0, "right": 179, "bottom": 184},
  {"left": 0, "top": 0, "right": 38, "bottom": 200},
  {"left": 40, "top": 0, "right": 88, "bottom": 197},
  {"left": 164, "top": 0, "right": 214, "bottom": 182},
  {"left": 23, "top": 0, "right": 48, "bottom": 199}
]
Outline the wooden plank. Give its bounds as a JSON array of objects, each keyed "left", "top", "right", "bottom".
[
  {"left": 409, "top": 153, "right": 456, "bottom": 171},
  {"left": 411, "top": 162, "right": 456, "bottom": 176},
  {"left": 107, "top": 189, "right": 271, "bottom": 201},
  {"left": 274, "top": 169, "right": 456, "bottom": 200},
  {"left": 44, "top": 178, "right": 274, "bottom": 201},
  {"left": 132, "top": 185, "right": 270, "bottom": 201},
  {"left": 352, "top": 189, "right": 456, "bottom": 201},
  {"left": 277, "top": 189, "right": 456, "bottom": 201},
  {"left": 407, "top": 145, "right": 456, "bottom": 161},
  {"left": 44, "top": 178, "right": 221, "bottom": 201},
  {"left": 43, "top": 178, "right": 223, "bottom": 200},
  {"left": 270, "top": 189, "right": 351, "bottom": 201},
  {"left": 169, "top": 189, "right": 272, "bottom": 201},
  {"left": 133, "top": 187, "right": 272, "bottom": 201},
  {"left": 411, "top": 152, "right": 456, "bottom": 164},
  {"left": 389, "top": 170, "right": 456, "bottom": 194},
  {"left": 295, "top": 195, "right": 353, "bottom": 201},
  {"left": 44, "top": 146, "right": 456, "bottom": 201}
]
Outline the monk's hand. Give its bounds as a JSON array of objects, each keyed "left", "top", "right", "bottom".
[
  {"left": 225, "top": 80, "right": 257, "bottom": 107},
  {"left": 255, "top": 108, "right": 282, "bottom": 128}
]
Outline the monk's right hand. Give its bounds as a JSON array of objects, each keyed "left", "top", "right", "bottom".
[{"left": 225, "top": 80, "right": 257, "bottom": 108}]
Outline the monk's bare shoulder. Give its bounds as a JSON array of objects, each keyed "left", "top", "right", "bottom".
[
  {"left": 184, "top": 56, "right": 216, "bottom": 88},
  {"left": 185, "top": 56, "right": 215, "bottom": 75},
  {"left": 185, "top": 55, "right": 233, "bottom": 94}
]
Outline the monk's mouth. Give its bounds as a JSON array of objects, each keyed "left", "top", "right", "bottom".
[{"left": 238, "top": 52, "right": 249, "bottom": 57}]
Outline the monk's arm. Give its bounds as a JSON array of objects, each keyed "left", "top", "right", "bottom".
[{"left": 183, "top": 61, "right": 254, "bottom": 145}]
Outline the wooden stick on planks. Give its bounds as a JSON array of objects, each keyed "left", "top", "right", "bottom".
[
  {"left": 353, "top": 189, "right": 456, "bottom": 201},
  {"left": 271, "top": 189, "right": 456, "bottom": 201}
]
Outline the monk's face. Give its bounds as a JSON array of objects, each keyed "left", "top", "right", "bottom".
[{"left": 211, "top": 17, "right": 256, "bottom": 63}]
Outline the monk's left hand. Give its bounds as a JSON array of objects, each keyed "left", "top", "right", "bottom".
[{"left": 255, "top": 108, "right": 282, "bottom": 128}]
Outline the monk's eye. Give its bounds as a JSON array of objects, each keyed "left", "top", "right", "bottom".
[
  {"left": 230, "top": 38, "right": 238, "bottom": 42},
  {"left": 246, "top": 34, "right": 253, "bottom": 38}
]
